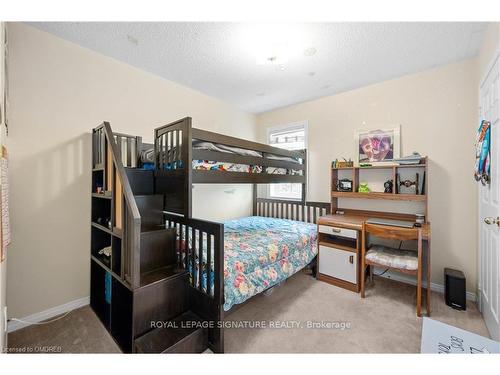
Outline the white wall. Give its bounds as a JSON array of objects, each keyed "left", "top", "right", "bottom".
[
  {"left": 6, "top": 23, "right": 256, "bottom": 319},
  {"left": 478, "top": 23, "right": 500, "bottom": 81},
  {"left": 0, "top": 22, "right": 6, "bottom": 351},
  {"left": 257, "top": 59, "right": 479, "bottom": 293}
]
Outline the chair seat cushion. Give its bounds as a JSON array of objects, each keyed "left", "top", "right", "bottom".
[{"left": 365, "top": 245, "right": 418, "bottom": 271}]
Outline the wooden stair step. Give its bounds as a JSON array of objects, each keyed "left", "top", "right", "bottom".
[
  {"left": 140, "top": 265, "right": 187, "bottom": 287},
  {"left": 135, "top": 194, "right": 164, "bottom": 228},
  {"left": 134, "top": 311, "right": 208, "bottom": 353},
  {"left": 125, "top": 168, "right": 154, "bottom": 195},
  {"left": 140, "top": 227, "right": 177, "bottom": 278}
]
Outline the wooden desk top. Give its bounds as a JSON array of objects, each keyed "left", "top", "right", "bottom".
[{"left": 318, "top": 213, "right": 431, "bottom": 239}]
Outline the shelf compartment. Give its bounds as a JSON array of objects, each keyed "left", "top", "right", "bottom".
[
  {"left": 92, "top": 169, "right": 105, "bottom": 194},
  {"left": 90, "top": 259, "right": 111, "bottom": 330},
  {"left": 91, "top": 226, "right": 111, "bottom": 268},
  {"left": 91, "top": 196, "right": 111, "bottom": 226},
  {"left": 332, "top": 191, "right": 426, "bottom": 202}
]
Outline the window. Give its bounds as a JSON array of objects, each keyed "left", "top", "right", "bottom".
[{"left": 268, "top": 122, "right": 307, "bottom": 200}]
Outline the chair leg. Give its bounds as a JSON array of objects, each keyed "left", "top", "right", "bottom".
[
  {"left": 369, "top": 265, "right": 374, "bottom": 284},
  {"left": 360, "top": 259, "right": 366, "bottom": 298},
  {"left": 426, "top": 241, "right": 431, "bottom": 316},
  {"left": 416, "top": 231, "right": 423, "bottom": 317},
  {"left": 417, "top": 265, "right": 422, "bottom": 317},
  {"left": 360, "top": 226, "right": 366, "bottom": 298}
]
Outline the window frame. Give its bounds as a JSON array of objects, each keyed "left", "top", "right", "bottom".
[{"left": 266, "top": 120, "right": 309, "bottom": 201}]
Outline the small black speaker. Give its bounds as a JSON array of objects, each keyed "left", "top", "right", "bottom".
[{"left": 444, "top": 268, "right": 466, "bottom": 310}]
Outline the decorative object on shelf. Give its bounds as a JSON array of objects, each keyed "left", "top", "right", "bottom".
[
  {"left": 97, "top": 216, "right": 111, "bottom": 228},
  {"left": 98, "top": 245, "right": 112, "bottom": 258},
  {"left": 393, "top": 151, "right": 423, "bottom": 165},
  {"left": 474, "top": 120, "right": 491, "bottom": 186},
  {"left": 421, "top": 171, "right": 426, "bottom": 195},
  {"left": 415, "top": 214, "right": 425, "bottom": 227},
  {"left": 354, "top": 125, "right": 400, "bottom": 163},
  {"left": 384, "top": 180, "right": 393, "bottom": 193},
  {"left": 358, "top": 182, "right": 370, "bottom": 193},
  {"left": 397, "top": 173, "right": 420, "bottom": 195},
  {"left": 336, "top": 178, "right": 353, "bottom": 192},
  {"left": 332, "top": 158, "right": 354, "bottom": 169}
]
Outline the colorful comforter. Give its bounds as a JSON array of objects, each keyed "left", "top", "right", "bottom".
[{"left": 184, "top": 216, "right": 318, "bottom": 311}]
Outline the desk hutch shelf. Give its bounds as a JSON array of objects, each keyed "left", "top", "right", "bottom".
[{"left": 331, "top": 157, "right": 428, "bottom": 219}]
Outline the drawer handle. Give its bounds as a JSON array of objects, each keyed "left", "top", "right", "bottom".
[
  {"left": 331, "top": 228, "right": 341, "bottom": 233},
  {"left": 349, "top": 255, "right": 354, "bottom": 264}
]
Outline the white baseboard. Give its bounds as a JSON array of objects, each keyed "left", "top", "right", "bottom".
[
  {"left": 377, "top": 270, "right": 476, "bottom": 302},
  {"left": 7, "top": 296, "right": 90, "bottom": 333}
]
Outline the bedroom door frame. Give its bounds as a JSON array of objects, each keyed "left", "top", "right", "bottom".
[{"left": 478, "top": 46, "right": 500, "bottom": 341}]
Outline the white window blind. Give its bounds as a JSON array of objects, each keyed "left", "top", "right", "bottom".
[{"left": 268, "top": 124, "right": 306, "bottom": 200}]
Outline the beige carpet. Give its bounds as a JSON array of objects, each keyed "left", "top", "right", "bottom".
[
  {"left": 225, "top": 272, "right": 489, "bottom": 353},
  {"left": 7, "top": 272, "right": 489, "bottom": 353}
]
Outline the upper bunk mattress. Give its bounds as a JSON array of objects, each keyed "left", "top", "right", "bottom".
[{"left": 140, "top": 140, "right": 302, "bottom": 165}]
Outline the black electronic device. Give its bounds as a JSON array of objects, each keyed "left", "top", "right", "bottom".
[
  {"left": 444, "top": 268, "right": 466, "bottom": 311},
  {"left": 337, "top": 178, "right": 353, "bottom": 192}
]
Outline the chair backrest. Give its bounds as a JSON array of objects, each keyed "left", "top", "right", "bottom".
[{"left": 364, "top": 223, "right": 422, "bottom": 241}]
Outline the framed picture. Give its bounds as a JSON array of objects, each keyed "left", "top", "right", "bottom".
[{"left": 355, "top": 126, "right": 400, "bottom": 163}]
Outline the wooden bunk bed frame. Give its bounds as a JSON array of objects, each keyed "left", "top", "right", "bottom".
[
  {"left": 153, "top": 117, "right": 309, "bottom": 217},
  {"left": 154, "top": 117, "right": 329, "bottom": 352},
  {"left": 90, "top": 119, "right": 330, "bottom": 354}
]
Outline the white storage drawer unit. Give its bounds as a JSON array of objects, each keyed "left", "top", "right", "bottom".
[
  {"left": 318, "top": 245, "right": 357, "bottom": 284},
  {"left": 318, "top": 225, "right": 357, "bottom": 240}
]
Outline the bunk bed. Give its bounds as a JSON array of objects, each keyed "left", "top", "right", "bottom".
[
  {"left": 152, "top": 117, "right": 330, "bottom": 351},
  {"left": 90, "top": 119, "right": 329, "bottom": 354}
]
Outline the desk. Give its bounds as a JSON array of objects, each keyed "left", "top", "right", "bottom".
[
  {"left": 317, "top": 212, "right": 431, "bottom": 314},
  {"left": 318, "top": 213, "right": 431, "bottom": 239}
]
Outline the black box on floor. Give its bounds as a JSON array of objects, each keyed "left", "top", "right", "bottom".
[{"left": 444, "top": 268, "right": 466, "bottom": 311}]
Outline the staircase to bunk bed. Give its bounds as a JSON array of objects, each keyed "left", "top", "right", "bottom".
[
  {"left": 90, "top": 120, "right": 327, "bottom": 354},
  {"left": 90, "top": 123, "right": 215, "bottom": 353}
]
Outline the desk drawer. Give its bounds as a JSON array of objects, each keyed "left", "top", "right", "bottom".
[
  {"left": 318, "top": 245, "right": 357, "bottom": 284},
  {"left": 318, "top": 225, "right": 357, "bottom": 239}
]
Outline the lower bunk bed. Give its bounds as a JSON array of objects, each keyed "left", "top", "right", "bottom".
[
  {"left": 187, "top": 215, "right": 318, "bottom": 312},
  {"left": 164, "top": 199, "right": 330, "bottom": 353}
]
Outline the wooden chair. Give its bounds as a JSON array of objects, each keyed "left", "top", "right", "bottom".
[{"left": 360, "top": 223, "right": 430, "bottom": 317}]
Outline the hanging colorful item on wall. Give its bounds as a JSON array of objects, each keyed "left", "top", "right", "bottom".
[{"left": 474, "top": 120, "right": 491, "bottom": 186}]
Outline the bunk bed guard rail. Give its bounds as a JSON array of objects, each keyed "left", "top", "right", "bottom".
[
  {"left": 164, "top": 212, "right": 224, "bottom": 352},
  {"left": 153, "top": 117, "right": 308, "bottom": 218}
]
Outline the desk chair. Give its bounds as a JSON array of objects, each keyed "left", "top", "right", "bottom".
[{"left": 360, "top": 223, "right": 430, "bottom": 317}]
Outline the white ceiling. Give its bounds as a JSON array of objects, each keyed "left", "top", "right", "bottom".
[{"left": 29, "top": 22, "right": 486, "bottom": 113}]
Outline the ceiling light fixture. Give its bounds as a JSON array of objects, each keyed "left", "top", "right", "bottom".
[
  {"left": 245, "top": 24, "right": 306, "bottom": 67},
  {"left": 304, "top": 47, "right": 317, "bottom": 56},
  {"left": 126, "top": 34, "right": 139, "bottom": 46}
]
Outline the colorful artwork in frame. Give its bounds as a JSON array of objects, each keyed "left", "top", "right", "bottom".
[{"left": 355, "top": 126, "right": 400, "bottom": 163}]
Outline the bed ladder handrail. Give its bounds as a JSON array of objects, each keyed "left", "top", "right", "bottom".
[{"left": 97, "top": 122, "right": 142, "bottom": 289}]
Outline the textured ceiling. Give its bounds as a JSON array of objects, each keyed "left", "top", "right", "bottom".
[{"left": 29, "top": 22, "right": 486, "bottom": 113}]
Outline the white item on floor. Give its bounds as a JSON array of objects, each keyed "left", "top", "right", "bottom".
[{"left": 421, "top": 317, "right": 500, "bottom": 353}]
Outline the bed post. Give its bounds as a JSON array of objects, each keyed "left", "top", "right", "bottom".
[
  {"left": 301, "top": 149, "right": 307, "bottom": 204},
  {"left": 183, "top": 117, "right": 193, "bottom": 218},
  {"left": 211, "top": 221, "right": 225, "bottom": 353},
  {"left": 252, "top": 183, "right": 258, "bottom": 216}
]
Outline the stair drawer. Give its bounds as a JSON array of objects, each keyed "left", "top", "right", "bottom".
[
  {"left": 318, "top": 245, "right": 357, "bottom": 284},
  {"left": 318, "top": 225, "right": 357, "bottom": 239}
]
